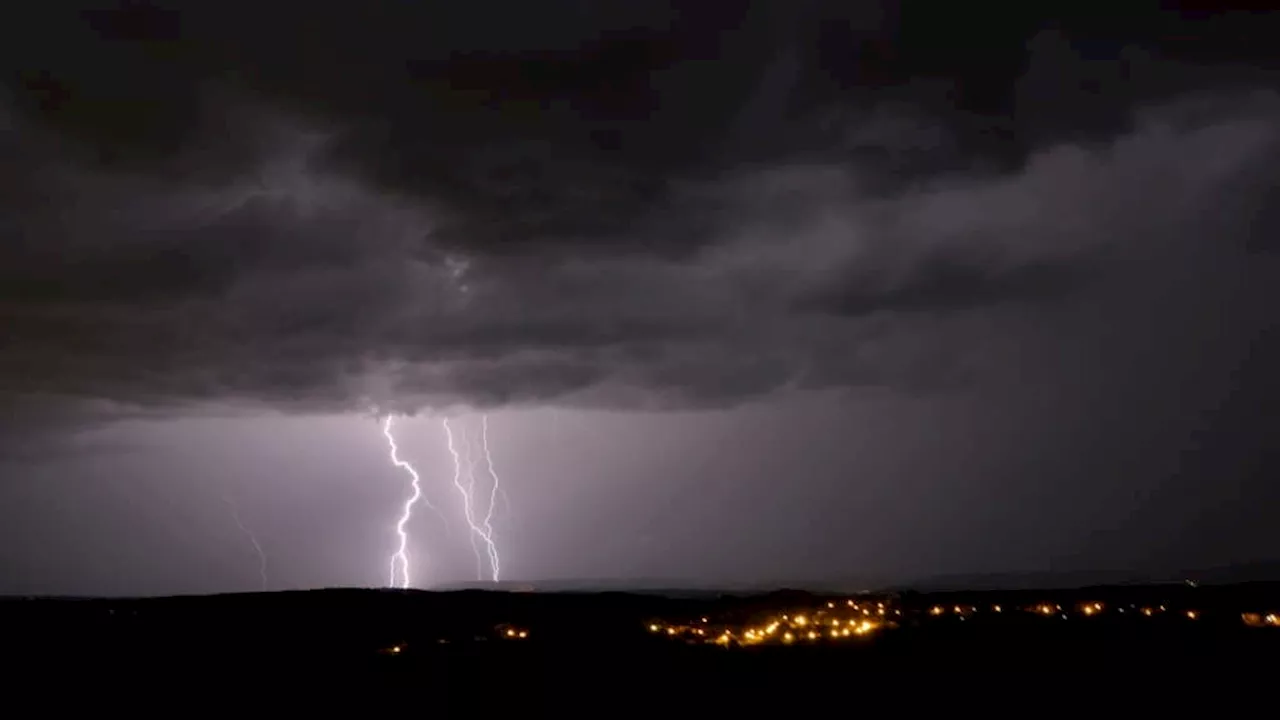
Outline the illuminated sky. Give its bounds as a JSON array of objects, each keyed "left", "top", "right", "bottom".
[{"left": 2, "top": 2, "right": 1279, "bottom": 595}]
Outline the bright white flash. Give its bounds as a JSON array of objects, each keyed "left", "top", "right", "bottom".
[
  {"left": 382, "top": 415, "right": 425, "bottom": 589},
  {"left": 478, "top": 415, "right": 503, "bottom": 581},
  {"left": 443, "top": 418, "right": 504, "bottom": 582},
  {"left": 222, "top": 494, "right": 268, "bottom": 592},
  {"left": 461, "top": 425, "right": 484, "bottom": 580}
]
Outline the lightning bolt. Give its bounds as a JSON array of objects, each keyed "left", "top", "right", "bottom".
[
  {"left": 478, "top": 415, "right": 504, "bottom": 581},
  {"left": 382, "top": 415, "right": 429, "bottom": 589},
  {"left": 222, "top": 494, "right": 268, "bottom": 592},
  {"left": 442, "top": 418, "right": 503, "bottom": 582},
  {"left": 462, "top": 425, "right": 485, "bottom": 580}
]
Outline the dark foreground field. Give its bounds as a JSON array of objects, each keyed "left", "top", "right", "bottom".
[{"left": 4, "top": 583, "right": 1277, "bottom": 708}]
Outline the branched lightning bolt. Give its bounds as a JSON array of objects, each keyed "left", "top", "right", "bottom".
[
  {"left": 478, "top": 415, "right": 504, "bottom": 581},
  {"left": 382, "top": 415, "right": 427, "bottom": 589},
  {"left": 443, "top": 418, "right": 503, "bottom": 582},
  {"left": 462, "top": 426, "right": 484, "bottom": 580},
  {"left": 222, "top": 494, "right": 268, "bottom": 592}
]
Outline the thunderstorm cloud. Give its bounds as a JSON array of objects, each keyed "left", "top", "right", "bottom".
[{"left": 2, "top": 0, "right": 1279, "bottom": 429}]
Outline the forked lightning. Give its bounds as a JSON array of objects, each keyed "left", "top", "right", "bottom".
[{"left": 443, "top": 417, "right": 504, "bottom": 582}]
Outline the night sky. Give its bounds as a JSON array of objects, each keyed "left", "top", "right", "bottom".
[{"left": 2, "top": 2, "right": 1279, "bottom": 596}]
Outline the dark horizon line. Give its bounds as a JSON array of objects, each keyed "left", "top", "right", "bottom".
[{"left": 6, "top": 561, "right": 1280, "bottom": 602}]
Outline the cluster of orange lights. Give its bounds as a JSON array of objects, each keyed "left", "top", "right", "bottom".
[
  {"left": 922, "top": 601, "right": 1280, "bottom": 626},
  {"left": 650, "top": 599, "right": 898, "bottom": 647},
  {"left": 385, "top": 603, "right": 1280, "bottom": 655},
  {"left": 651, "top": 595, "right": 1280, "bottom": 646},
  {"left": 930, "top": 604, "right": 986, "bottom": 616},
  {"left": 380, "top": 625, "right": 531, "bottom": 654},
  {"left": 1241, "top": 613, "right": 1280, "bottom": 628}
]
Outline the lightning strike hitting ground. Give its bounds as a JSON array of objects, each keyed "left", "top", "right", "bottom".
[
  {"left": 461, "top": 426, "right": 485, "bottom": 580},
  {"left": 442, "top": 418, "right": 503, "bottom": 582},
  {"left": 478, "top": 415, "right": 504, "bottom": 581},
  {"left": 222, "top": 494, "right": 268, "bottom": 592},
  {"left": 382, "top": 415, "right": 427, "bottom": 589}
]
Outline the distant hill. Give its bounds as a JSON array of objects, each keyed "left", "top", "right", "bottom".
[
  {"left": 7, "top": 562, "right": 1277, "bottom": 602},
  {"left": 433, "top": 579, "right": 759, "bottom": 597},
  {"left": 432, "top": 576, "right": 888, "bottom": 597},
  {"left": 396, "top": 563, "right": 1280, "bottom": 595},
  {"left": 897, "top": 561, "right": 1280, "bottom": 593},
  {"left": 1182, "top": 561, "right": 1280, "bottom": 585}
]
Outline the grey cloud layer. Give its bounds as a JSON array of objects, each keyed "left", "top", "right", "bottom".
[
  {"left": 2, "top": 3, "right": 1280, "bottom": 425},
  {"left": 3, "top": 94, "right": 1277, "bottom": 420}
]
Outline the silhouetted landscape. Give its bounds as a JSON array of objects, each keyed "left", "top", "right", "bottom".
[{"left": 8, "top": 577, "right": 1278, "bottom": 703}]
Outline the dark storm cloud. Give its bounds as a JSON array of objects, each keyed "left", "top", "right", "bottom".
[
  {"left": 801, "top": 248, "right": 1096, "bottom": 317},
  {"left": 2, "top": 1, "right": 1280, "bottom": 432}
]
